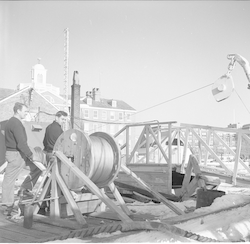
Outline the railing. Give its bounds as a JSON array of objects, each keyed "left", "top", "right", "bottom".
[{"left": 114, "top": 121, "right": 250, "bottom": 186}]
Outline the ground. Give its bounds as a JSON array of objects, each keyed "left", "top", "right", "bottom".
[
  {"left": 1, "top": 170, "right": 250, "bottom": 243},
  {"left": 44, "top": 183, "right": 250, "bottom": 243}
]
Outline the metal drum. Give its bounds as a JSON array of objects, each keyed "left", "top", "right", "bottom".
[{"left": 53, "top": 129, "right": 121, "bottom": 189}]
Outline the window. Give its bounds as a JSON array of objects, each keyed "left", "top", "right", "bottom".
[
  {"left": 84, "top": 110, "right": 89, "bottom": 118},
  {"left": 102, "top": 111, "right": 107, "bottom": 120},
  {"left": 118, "top": 112, "right": 123, "bottom": 121},
  {"left": 93, "top": 110, "right": 98, "bottom": 119},
  {"left": 37, "top": 74, "right": 43, "bottom": 83},
  {"left": 93, "top": 123, "right": 98, "bottom": 132},
  {"left": 101, "top": 124, "right": 106, "bottom": 132},
  {"left": 110, "top": 111, "right": 115, "bottom": 120},
  {"left": 84, "top": 123, "right": 89, "bottom": 133},
  {"left": 126, "top": 113, "right": 131, "bottom": 121}
]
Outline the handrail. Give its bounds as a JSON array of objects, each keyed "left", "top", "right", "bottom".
[{"left": 115, "top": 121, "right": 250, "bottom": 187}]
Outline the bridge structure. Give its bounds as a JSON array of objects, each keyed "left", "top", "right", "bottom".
[{"left": 114, "top": 121, "right": 250, "bottom": 191}]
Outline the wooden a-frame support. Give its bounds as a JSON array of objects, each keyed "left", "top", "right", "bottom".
[
  {"left": 32, "top": 151, "right": 133, "bottom": 228},
  {"left": 31, "top": 149, "right": 184, "bottom": 229}
]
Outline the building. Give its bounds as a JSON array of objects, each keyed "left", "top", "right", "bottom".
[
  {"left": 79, "top": 88, "right": 137, "bottom": 150},
  {"left": 0, "top": 59, "right": 68, "bottom": 122},
  {"left": 0, "top": 61, "right": 137, "bottom": 150},
  {"left": 18, "top": 58, "right": 60, "bottom": 97}
]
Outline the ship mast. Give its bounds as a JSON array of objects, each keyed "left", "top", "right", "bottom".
[{"left": 64, "top": 28, "right": 69, "bottom": 110}]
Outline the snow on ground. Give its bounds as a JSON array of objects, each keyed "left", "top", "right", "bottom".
[
  {"left": 45, "top": 183, "right": 250, "bottom": 243},
  {"left": 1, "top": 171, "right": 250, "bottom": 242}
]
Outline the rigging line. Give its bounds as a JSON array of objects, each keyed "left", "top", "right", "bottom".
[
  {"left": 36, "top": 83, "right": 213, "bottom": 132},
  {"left": 234, "top": 89, "right": 250, "bottom": 116},
  {"left": 134, "top": 83, "right": 213, "bottom": 116}
]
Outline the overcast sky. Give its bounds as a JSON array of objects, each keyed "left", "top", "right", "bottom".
[{"left": 1, "top": 1, "right": 250, "bottom": 127}]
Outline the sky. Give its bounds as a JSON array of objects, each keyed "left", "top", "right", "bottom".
[{"left": 1, "top": 1, "right": 250, "bottom": 128}]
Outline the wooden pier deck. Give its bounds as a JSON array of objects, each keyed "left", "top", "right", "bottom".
[
  {"left": 0, "top": 209, "right": 156, "bottom": 243},
  {"left": 0, "top": 212, "right": 118, "bottom": 243}
]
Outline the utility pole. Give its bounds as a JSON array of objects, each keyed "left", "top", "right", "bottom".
[{"left": 64, "top": 28, "right": 69, "bottom": 111}]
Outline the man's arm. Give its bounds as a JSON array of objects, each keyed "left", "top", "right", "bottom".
[{"left": 12, "top": 124, "right": 33, "bottom": 159}]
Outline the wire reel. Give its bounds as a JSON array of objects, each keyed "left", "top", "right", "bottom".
[{"left": 53, "top": 129, "right": 121, "bottom": 190}]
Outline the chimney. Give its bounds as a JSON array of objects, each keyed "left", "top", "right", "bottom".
[
  {"left": 86, "top": 91, "right": 92, "bottom": 105},
  {"left": 71, "top": 71, "right": 83, "bottom": 130},
  {"left": 92, "top": 88, "right": 100, "bottom": 102},
  {"left": 111, "top": 99, "right": 117, "bottom": 107}
]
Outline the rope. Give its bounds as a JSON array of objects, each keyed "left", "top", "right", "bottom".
[
  {"left": 34, "top": 220, "right": 221, "bottom": 243},
  {"left": 36, "top": 83, "right": 213, "bottom": 133},
  {"left": 235, "top": 89, "right": 250, "bottom": 116}
]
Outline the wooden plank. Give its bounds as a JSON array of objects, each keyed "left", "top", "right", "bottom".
[
  {"left": 163, "top": 201, "right": 250, "bottom": 225},
  {"left": 31, "top": 221, "right": 73, "bottom": 235},
  {"left": 148, "top": 126, "right": 170, "bottom": 165},
  {"left": 127, "top": 127, "right": 146, "bottom": 164},
  {"left": 54, "top": 167, "right": 87, "bottom": 226},
  {"left": 233, "top": 132, "right": 242, "bottom": 185},
  {"left": 191, "top": 128, "right": 232, "bottom": 174},
  {"left": 121, "top": 165, "right": 184, "bottom": 215},
  {"left": 0, "top": 223, "right": 57, "bottom": 239},
  {"left": 61, "top": 199, "right": 102, "bottom": 216},
  {"left": 0, "top": 228, "right": 39, "bottom": 243},
  {"left": 126, "top": 163, "right": 170, "bottom": 172},
  {"left": 50, "top": 161, "right": 61, "bottom": 218},
  {"left": 117, "top": 171, "right": 170, "bottom": 194},
  {"left": 114, "top": 181, "right": 180, "bottom": 202},
  {"left": 55, "top": 151, "right": 133, "bottom": 224},
  {"left": 0, "top": 236, "right": 16, "bottom": 243},
  {"left": 105, "top": 192, "right": 135, "bottom": 203},
  {"left": 33, "top": 214, "right": 84, "bottom": 230},
  {"left": 109, "top": 182, "right": 132, "bottom": 216}
]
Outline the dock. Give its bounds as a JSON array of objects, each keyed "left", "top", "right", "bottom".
[{"left": 0, "top": 209, "right": 156, "bottom": 243}]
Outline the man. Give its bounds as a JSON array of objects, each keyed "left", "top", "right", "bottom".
[
  {"left": 0, "top": 122, "right": 6, "bottom": 170},
  {"left": 39, "top": 110, "right": 68, "bottom": 214},
  {"left": 43, "top": 110, "right": 68, "bottom": 155},
  {"left": 2, "top": 102, "right": 42, "bottom": 215}
]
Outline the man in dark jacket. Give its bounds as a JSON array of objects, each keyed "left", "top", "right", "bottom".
[
  {"left": 2, "top": 102, "right": 42, "bottom": 215},
  {"left": 43, "top": 110, "right": 68, "bottom": 154},
  {"left": 39, "top": 110, "right": 68, "bottom": 214}
]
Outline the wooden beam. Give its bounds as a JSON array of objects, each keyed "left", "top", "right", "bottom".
[
  {"left": 127, "top": 127, "right": 146, "bottom": 164},
  {"left": 50, "top": 160, "right": 61, "bottom": 218},
  {"left": 54, "top": 166, "right": 87, "bottom": 226},
  {"left": 163, "top": 201, "right": 250, "bottom": 225},
  {"left": 148, "top": 126, "right": 169, "bottom": 164},
  {"left": 190, "top": 128, "right": 232, "bottom": 175},
  {"left": 180, "top": 128, "right": 189, "bottom": 172},
  {"left": 55, "top": 151, "right": 133, "bottom": 223},
  {"left": 121, "top": 164, "right": 184, "bottom": 215},
  {"left": 233, "top": 132, "right": 242, "bottom": 185},
  {"left": 146, "top": 125, "right": 150, "bottom": 164},
  {"left": 168, "top": 123, "right": 172, "bottom": 194},
  {"left": 108, "top": 182, "right": 132, "bottom": 216}
]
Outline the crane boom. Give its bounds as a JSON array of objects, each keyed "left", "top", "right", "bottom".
[{"left": 227, "top": 54, "right": 250, "bottom": 87}]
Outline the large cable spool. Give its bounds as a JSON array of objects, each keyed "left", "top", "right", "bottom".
[{"left": 53, "top": 129, "right": 121, "bottom": 190}]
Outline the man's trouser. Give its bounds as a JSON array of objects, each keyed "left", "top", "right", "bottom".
[{"left": 2, "top": 151, "right": 42, "bottom": 206}]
